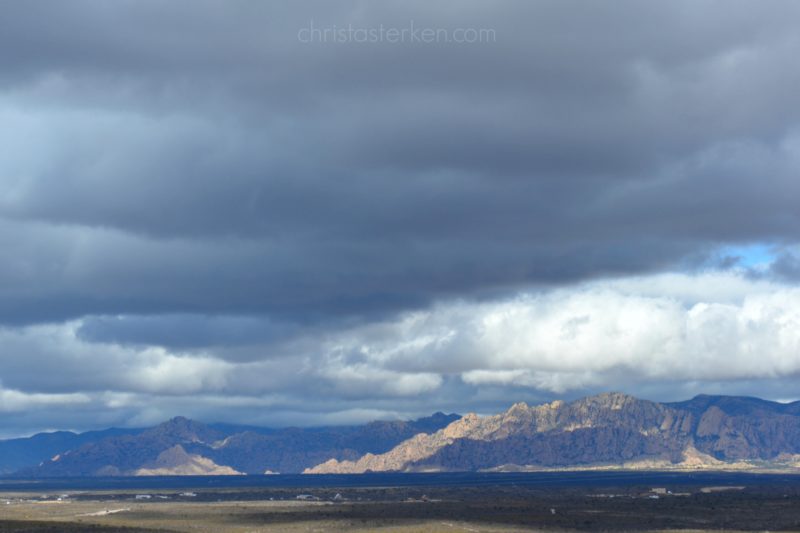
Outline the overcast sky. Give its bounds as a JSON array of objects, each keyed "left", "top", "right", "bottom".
[{"left": 1, "top": 0, "right": 800, "bottom": 437}]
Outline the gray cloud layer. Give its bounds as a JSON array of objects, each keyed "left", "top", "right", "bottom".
[{"left": 1, "top": 1, "right": 799, "bottom": 435}]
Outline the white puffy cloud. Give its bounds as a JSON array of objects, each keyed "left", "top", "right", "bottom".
[
  {"left": 325, "top": 272, "right": 800, "bottom": 393},
  {"left": 1, "top": 269, "right": 800, "bottom": 434}
]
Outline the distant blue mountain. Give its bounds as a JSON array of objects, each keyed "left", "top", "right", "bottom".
[
  {"left": 0, "top": 427, "right": 144, "bottom": 474},
  {"left": 9, "top": 412, "right": 461, "bottom": 476}
]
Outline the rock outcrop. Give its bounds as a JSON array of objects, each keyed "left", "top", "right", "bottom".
[{"left": 134, "top": 445, "right": 243, "bottom": 476}]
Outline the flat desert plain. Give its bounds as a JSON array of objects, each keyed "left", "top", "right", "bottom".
[{"left": 2, "top": 484, "right": 800, "bottom": 532}]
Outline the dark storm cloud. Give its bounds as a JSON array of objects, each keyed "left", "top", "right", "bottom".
[
  {"left": 2, "top": 0, "right": 800, "bottom": 434},
  {"left": 76, "top": 314, "right": 298, "bottom": 349},
  {"left": 769, "top": 249, "right": 800, "bottom": 281}
]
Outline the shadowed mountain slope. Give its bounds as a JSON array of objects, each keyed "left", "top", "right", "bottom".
[
  {"left": 0, "top": 427, "right": 144, "bottom": 475},
  {"left": 21, "top": 413, "right": 460, "bottom": 476}
]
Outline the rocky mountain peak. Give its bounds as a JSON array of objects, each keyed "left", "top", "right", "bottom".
[
  {"left": 143, "top": 416, "right": 221, "bottom": 444},
  {"left": 154, "top": 444, "right": 191, "bottom": 464},
  {"left": 591, "top": 391, "right": 638, "bottom": 407},
  {"left": 506, "top": 402, "right": 530, "bottom": 416},
  {"left": 440, "top": 413, "right": 480, "bottom": 439}
]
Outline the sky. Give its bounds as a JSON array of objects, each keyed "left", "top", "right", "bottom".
[{"left": 1, "top": 0, "right": 800, "bottom": 437}]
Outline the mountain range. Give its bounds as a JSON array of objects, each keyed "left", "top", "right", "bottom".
[
  {"left": 8, "top": 412, "right": 460, "bottom": 476},
  {"left": 5, "top": 393, "right": 800, "bottom": 476},
  {"left": 0, "top": 427, "right": 142, "bottom": 475},
  {"left": 308, "top": 392, "right": 800, "bottom": 473}
]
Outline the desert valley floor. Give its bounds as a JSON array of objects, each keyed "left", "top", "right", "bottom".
[{"left": 2, "top": 473, "right": 800, "bottom": 532}]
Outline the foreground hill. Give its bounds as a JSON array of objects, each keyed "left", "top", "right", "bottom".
[
  {"left": 21, "top": 412, "right": 460, "bottom": 476},
  {"left": 306, "top": 393, "right": 800, "bottom": 473}
]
